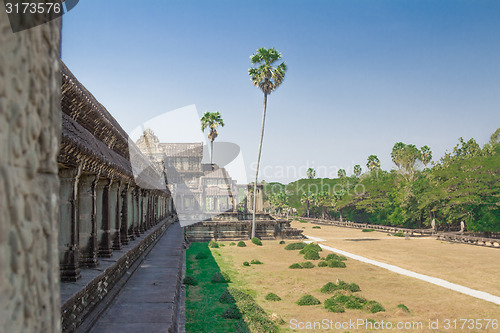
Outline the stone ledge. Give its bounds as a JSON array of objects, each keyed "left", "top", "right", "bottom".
[{"left": 61, "top": 218, "right": 174, "bottom": 333}]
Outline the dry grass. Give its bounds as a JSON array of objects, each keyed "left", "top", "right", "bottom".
[
  {"left": 293, "top": 220, "right": 500, "bottom": 296},
  {"left": 211, "top": 230, "right": 500, "bottom": 333}
]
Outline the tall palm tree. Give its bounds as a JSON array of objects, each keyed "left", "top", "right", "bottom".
[
  {"left": 248, "top": 47, "right": 287, "bottom": 238},
  {"left": 353, "top": 165, "right": 362, "bottom": 177},
  {"left": 201, "top": 111, "right": 224, "bottom": 166},
  {"left": 337, "top": 169, "right": 346, "bottom": 178},
  {"left": 367, "top": 155, "right": 381, "bottom": 172},
  {"left": 306, "top": 168, "right": 316, "bottom": 179}
]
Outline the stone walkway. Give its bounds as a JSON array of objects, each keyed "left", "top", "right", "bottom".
[{"left": 89, "top": 223, "right": 185, "bottom": 333}]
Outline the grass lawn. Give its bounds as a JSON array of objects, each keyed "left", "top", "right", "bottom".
[
  {"left": 185, "top": 242, "right": 247, "bottom": 332},
  {"left": 186, "top": 229, "right": 500, "bottom": 333}
]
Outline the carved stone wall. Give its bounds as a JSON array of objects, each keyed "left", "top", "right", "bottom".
[{"left": 0, "top": 10, "right": 62, "bottom": 333}]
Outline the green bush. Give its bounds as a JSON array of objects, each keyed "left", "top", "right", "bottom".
[
  {"left": 219, "top": 243, "right": 225, "bottom": 247},
  {"left": 211, "top": 271, "right": 230, "bottom": 283},
  {"left": 250, "top": 259, "right": 263, "bottom": 265},
  {"left": 183, "top": 276, "right": 198, "bottom": 286},
  {"left": 393, "top": 231, "right": 404, "bottom": 237},
  {"left": 299, "top": 243, "right": 322, "bottom": 254},
  {"left": 221, "top": 304, "right": 242, "bottom": 319},
  {"left": 219, "top": 289, "right": 236, "bottom": 304},
  {"left": 397, "top": 303, "right": 410, "bottom": 312},
  {"left": 279, "top": 240, "right": 285, "bottom": 244},
  {"left": 229, "top": 242, "right": 236, "bottom": 246},
  {"left": 303, "top": 251, "right": 320, "bottom": 260},
  {"left": 326, "top": 253, "right": 346, "bottom": 261},
  {"left": 237, "top": 241, "right": 246, "bottom": 247},
  {"left": 365, "top": 300, "right": 385, "bottom": 313},
  {"left": 362, "top": 228, "right": 375, "bottom": 232},
  {"left": 334, "top": 294, "right": 367, "bottom": 310},
  {"left": 265, "top": 293, "right": 282, "bottom": 301},
  {"left": 195, "top": 252, "right": 208, "bottom": 259},
  {"left": 321, "top": 280, "right": 360, "bottom": 293},
  {"left": 301, "top": 261, "right": 315, "bottom": 268},
  {"left": 251, "top": 237, "right": 262, "bottom": 246},
  {"left": 289, "top": 263, "right": 303, "bottom": 269},
  {"left": 324, "top": 297, "right": 346, "bottom": 313},
  {"left": 209, "top": 241, "right": 219, "bottom": 248},
  {"left": 327, "top": 260, "right": 346, "bottom": 268},
  {"left": 296, "top": 295, "right": 321, "bottom": 306},
  {"left": 284, "top": 242, "right": 306, "bottom": 250},
  {"left": 312, "top": 226, "right": 321, "bottom": 229},
  {"left": 318, "top": 261, "right": 328, "bottom": 267},
  {"left": 243, "top": 261, "right": 250, "bottom": 266},
  {"left": 298, "top": 219, "right": 308, "bottom": 223}
]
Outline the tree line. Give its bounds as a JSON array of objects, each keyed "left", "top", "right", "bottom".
[{"left": 264, "top": 128, "right": 500, "bottom": 234}]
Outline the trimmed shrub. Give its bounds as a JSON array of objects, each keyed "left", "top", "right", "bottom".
[
  {"left": 299, "top": 243, "right": 322, "bottom": 254},
  {"left": 334, "top": 294, "right": 367, "bottom": 310},
  {"left": 301, "top": 261, "right": 315, "bottom": 268},
  {"left": 211, "top": 271, "right": 230, "bottom": 283},
  {"left": 318, "top": 260, "right": 328, "bottom": 267},
  {"left": 327, "top": 260, "right": 346, "bottom": 268},
  {"left": 219, "top": 289, "right": 236, "bottom": 304},
  {"left": 326, "top": 253, "right": 346, "bottom": 261},
  {"left": 303, "top": 251, "right": 320, "bottom": 260},
  {"left": 296, "top": 295, "right": 321, "bottom": 306},
  {"left": 324, "top": 297, "right": 346, "bottom": 313},
  {"left": 320, "top": 282, "right": 338, "bottom": 293},
  {"left": 284, "top": 242, "right": 306, "bottom": 250},
  {"left": 362, "top": 228, "right": 375, "bottom": 232},
  {"left": 195, "top": 252, "right": 208, "bottom": 259},
  {"left": 250, "top": 259, "right": 263, "bottom": 265},
  {"left": 265, "top": 293, "right": 282, "bottom": 301},
  {"left": 393, "top": 231, "right": 404, "bottom": 237},
  {"left": 251, "top": 237, "right": 262, "bottom": 246},
  {"left": 222, "top": 304, "right": 242, "bottom": 319},
  {"left": 397, "top": 303, "right": 410, "bottom": 313},
  {"left": 299, "top": 219, "right": 308, "bottom": 223},
  {"left": 289, "top": 263, "right": 302, "bottom": 269},
  {"left": 229, "top": 242, "right": 236, "bottom": 246},
  {"left": 279, "top": 240, "right": 285, "bottom": 244},
  {"left": 209, "top": 241, "right": 219, "bottom": 248},
  {"left": 219, "top": 243, "right": 226, "bottom": 247},
  {"left": 365, "top": 300, "right": 385, "bottom": 313},
  {"left": 312, "top": 226, "right": 321, "bottom": 229},
  {"left": 183, "top": 276, "right": 198, "bottom": 286},
  {"left": 237, "top": 241, "right": 246, "bottom": 247},
  {"left": 243, "top": 261, "right": 250, "bottom": 266}
]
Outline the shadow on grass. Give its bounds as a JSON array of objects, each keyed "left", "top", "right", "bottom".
[{"left": 185, "top": 242, "right": 249, "bottom": 333}]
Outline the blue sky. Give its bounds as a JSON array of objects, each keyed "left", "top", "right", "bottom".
[{"left": 61, "top": 0, "right": 500, "bottom": 183}]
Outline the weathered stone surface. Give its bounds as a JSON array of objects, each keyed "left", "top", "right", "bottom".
[{"left": 0, "top": 8, "right": 62, "bottom": 333}]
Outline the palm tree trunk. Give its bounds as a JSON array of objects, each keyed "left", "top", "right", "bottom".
[
  {"left": 210, "top": 140, "right": 214, "bottom": 166},
  {"left": 251, "top": 93, "right": 268, "bottom": 238}
]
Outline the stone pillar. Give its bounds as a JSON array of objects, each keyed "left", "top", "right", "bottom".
[
  {"left": 139, "top": 190, "right": 146, "bottom": 233},
  {"left": 128, "top": 186, "right": 136, "bottom": 241},
  {"left": 134, "top": 187, "right": 141, "bottom": 237},
  {"left": 0, "top": 8, "right": 62, "bottom": 332},
  {"left": 59, "top": 166, "right": 82, "bottom": 281},
  {"left": 120, "top": 183, "right": 130, "bottom": 245},
  {"left": 98, "top": 178, "right": 113, "bottom": 257},
  {"left": 79, "top": 173, "right": 99, "bottom": 268},
  {"left": 111, "top": 180, "right": 122, "bottom": 250}
]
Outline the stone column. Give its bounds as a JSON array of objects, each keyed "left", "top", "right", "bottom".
[
  {"left": 120, "top": 182, "right": 130, "bottom": 245},
  {"left": 98, "top": 178, "right": 113, "bottom": 257},
  {"left": 139, "top": 190, "right": 146, "bottom": 233},
  {"left": 59, "top": 166, "right": 82, "bottom": 281},
  {"left": 127, "top": 185, "right": 135, "bottom": 241},
  {"left": 111, "top": 180, "right": 122, "bottom": 250},
  {"left": 134, "top": 187, "right": 141, "bottom": 237},
  {"left": 79, "top": 173, "right": 99, "bottom": 268}
]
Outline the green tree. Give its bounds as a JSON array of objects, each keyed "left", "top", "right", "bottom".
[
  {"left": 312, "top": 191, "right": 332, "bottom": 219},
  {"left": 306, "top": 168, "right": 316, "bottom": 179},
  {"left": 248, "top": 47, "right": 287, "bottom": 238},
  {"left": 420, "top": 145, "right": 432, "bottom": 166},
  {"left": 367, "top": 155, "right": 381, "bottom": 172},
  {"left": 200, "top": 111, "right": 224, "bottom": 165},
  {"left": 337, "top": 169, "right": 346, "bottom": 178},
  {"left": 391, "top": 142, "right": 422, "bottom": 182},
  {"left": 300, "top": 191, "right": 314, "bottom": 218},
  {"left": 353, "top": 165, "right": 362, "bottom": 177}
]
